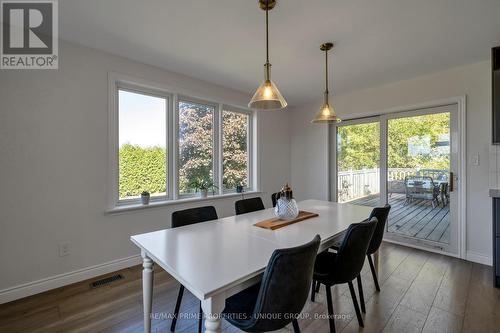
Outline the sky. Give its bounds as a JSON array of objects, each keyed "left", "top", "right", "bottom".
[{"left": 118, "top": 90, "right": 166, "bottom": 148}]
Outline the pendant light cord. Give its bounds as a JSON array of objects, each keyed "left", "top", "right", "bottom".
[
  {"left": 325, "top": 49, "right": 329, "bottom": 94},
  {"left": 266, "top": 0, "right": 269, "bottom": 64}
]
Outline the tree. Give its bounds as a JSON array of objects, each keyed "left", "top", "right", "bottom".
[
  {"left": 178, "top": 102, "right": 214, "bottom": 193},
  {"left": 337, "top": 112, "right": 450, "bottom": 172},
  {"left": 337, "top": 122, "right": 380, "bottom": 172},
  {"left": 222, "top": 111, "right": 248, "bottom": 189}
]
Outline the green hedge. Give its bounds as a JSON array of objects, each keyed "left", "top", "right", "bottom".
[{"left": 119, "top": 144, "right": 166, "bottom": 198}]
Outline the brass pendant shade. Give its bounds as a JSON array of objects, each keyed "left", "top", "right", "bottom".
[
  {"left": 249, "top": 64, "right": 287, "bottom": 110},
  {"left": 249, "top": 0, "right": 287, "bottom": 111},
  {"left": 312, "top": 43, "right": 341, "bottom": 123}
]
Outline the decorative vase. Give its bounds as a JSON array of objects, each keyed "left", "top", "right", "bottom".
[
  {"left": 274, "top": 183, "right": 299, "bottom": 220},
  {"left": 200, "top": 189, "right": 208, "bottom": 198},
  {"left": 236, "top": 185, "right": 244, "bottom": 193},
  {"left": 141, "top": 193, "right": 150, "bottom": 205}
]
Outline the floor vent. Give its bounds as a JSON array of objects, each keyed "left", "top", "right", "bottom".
[{"left": 90, "top": 274, "right": 124, "bottom": 289}]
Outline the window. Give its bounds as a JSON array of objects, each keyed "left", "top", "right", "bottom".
[
  {"left": 222, "top": 110, "right": 250, "bottom": 190},
  {"left": 178, "top": 100, "right": 214, "bottom": 195},
  {"left": 118, "top": 89, "right": 168, "bottom": 201},
  {"left": 109, "top": 74, "right": 255, "bottom": 208}
]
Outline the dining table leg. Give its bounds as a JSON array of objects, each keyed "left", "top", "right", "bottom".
[
  {"left": 142, "top": 251, "right": 154, "bottom": 333},
  {"left": 202, "top": 295, "right": 225, "bottom": 333}
]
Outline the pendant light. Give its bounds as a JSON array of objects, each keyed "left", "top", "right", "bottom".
[
  {"left": 312, "top": 42, "right": 341, "bottom": 123},
  {"left": 248, "top": 0, "right": 287, "bottom": 111}
]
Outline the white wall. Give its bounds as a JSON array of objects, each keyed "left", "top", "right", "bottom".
[
  {"left": 290, "top": 61, "right": 492, "bottom": 264},
  {"left": 0, "top": 41, "right": 291, "bottom": 302}
]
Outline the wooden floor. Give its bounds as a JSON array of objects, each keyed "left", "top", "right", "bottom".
[
  {"left": 1, "top": 243, "right": 498, "bottom": 333},
  {"left": 350, "top": 193, "right": 450, "bottom": 244}
]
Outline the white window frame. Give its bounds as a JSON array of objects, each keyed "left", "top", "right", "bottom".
[{"left": 107, "top": 72, "right": 257, "bottom": 210}]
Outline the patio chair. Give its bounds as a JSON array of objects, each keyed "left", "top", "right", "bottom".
[
  {"left": 387, "top": 179, "right": 405, "bottom": 197},
  {"left": 416, "top": 169, "right": 448, "bottom": 182},
  {"left": 440, "top": 182, "right": 450, "bottom": 207},
  {"left": 404, "top": 176, "right": 440, "bottom": 208}
]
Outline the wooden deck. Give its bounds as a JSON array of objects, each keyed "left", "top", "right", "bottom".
[{"left": 349, "top": 193, "right": 450, "bottom": 244}]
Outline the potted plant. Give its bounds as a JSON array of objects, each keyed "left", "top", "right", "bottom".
[
  {"left": 141, "top": 191, "right": 150, "bottom": 205},
  {"left": 189, "top": 178, "right": 218, "bottom": 198}
]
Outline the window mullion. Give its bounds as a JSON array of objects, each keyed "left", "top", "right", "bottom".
[
  {"left": 215, "top": 104, "right": 223, "bottom": 195},
  {"left": 247, "top": 113, "right": 253, "bottom": 191},
  {"left": 165, "top": 96, "right": 169, "bottom": 200},
  {"left": 172, "top": 94, "right": 179, "bottom": 200}
]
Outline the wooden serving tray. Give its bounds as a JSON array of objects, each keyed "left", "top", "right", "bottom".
[{"left": 253, "top": 211, "right": 319, "bottom": 230}]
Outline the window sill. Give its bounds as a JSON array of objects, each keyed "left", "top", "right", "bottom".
[{"left": 105, "top": 191, "right": 262, "bottom": 214}]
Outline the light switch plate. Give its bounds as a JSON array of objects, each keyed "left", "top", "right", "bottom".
[
  {"left": 59, "top": 242, "right": 70, "bottom": 257},
  {"left": 471, "top": 154, "right": 480, "bottom": 166}
]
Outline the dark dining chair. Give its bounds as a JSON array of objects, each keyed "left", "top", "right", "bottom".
[
  {"left": 271, "top": 191, "right": 293, "bottom": 207},
  {"left": 235, "top": 197, "right": 265, "bottom": 215},
  {"left": 223, "top": 235, "right": 321, "bottom": 333},
  {"left": 320, "top": 204, "right": 391, "bottom": 313},
  {"left": 311, "top": 218, "right": 377, "bottom": 333},
  {"left": 170, "top": 206, "right": 218, "bottom": 332},
  {"left": 327, "top": 205, "right": 391, "bottom": 309},
  {"left": 364, "top": 205, "right": 391, "bottom": 292},
  {"left": 271, "top": 192, "right": 279, "bottom": 207}
]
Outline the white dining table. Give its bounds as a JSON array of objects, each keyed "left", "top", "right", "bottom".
[{"left": 131, "top": 199, "right": 374, "bottom": 333}]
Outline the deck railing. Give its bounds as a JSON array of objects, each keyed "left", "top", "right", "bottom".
[{"left": 338, "top": 168, "right": 415, "bottom": 202}]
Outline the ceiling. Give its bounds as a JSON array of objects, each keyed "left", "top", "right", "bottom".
[{"left": 60, "top": 0, "right": 500, "bottom": 107}]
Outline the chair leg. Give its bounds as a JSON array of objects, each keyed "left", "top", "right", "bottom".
[
  {"left": 325, "top": 285, "right": 336, "bottom": 333},
  {"left": 315, "top": 280, "right": 321, "bottom": 293},
  {"left": 198, "top": 302, "right": 202, "bottom": 333},
  {"left": 292, "top": 318, "right": 301, "bottom": 333},
  {"left": 311, "top": 280, "right": 316, "bottom": 302},
  {"left": 170, "top": 284, "right": 185, "bottom": 331},
  {"left": 348, "top": 281, "right": 364, "bottom": 327},
  {"left": 367, "top": 254, "right": 381, "bottom": 292},
  {"left": 356, "top": 275, "right": 366, "bottom": 313}
]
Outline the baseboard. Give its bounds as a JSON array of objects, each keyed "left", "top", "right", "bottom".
[
  {"left": 0, "top": 254, "right": 142, "bottom": 305},
  {"left": 383, "top": 239, "right": 460, "bottom": 258},
  {"left": 466, "top": 250, "right": 493, "bottom": 266},
  {"left": 384, "top": 239, "right": 493, "bottom": 266}
]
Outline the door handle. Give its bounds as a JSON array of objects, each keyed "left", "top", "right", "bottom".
[{"left": 449, "top": 172, "right": 454, "bottom": 192}]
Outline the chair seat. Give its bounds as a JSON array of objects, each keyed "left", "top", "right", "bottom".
[{"left": 223, "top": 282, "right": 261, "bottom": 327}]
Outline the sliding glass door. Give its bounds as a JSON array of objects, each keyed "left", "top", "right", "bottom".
[{"left": 333, "top": 103, "right": 461, "bottom": 255}]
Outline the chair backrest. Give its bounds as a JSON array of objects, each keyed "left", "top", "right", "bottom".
[
  {"left": 367, "top": 205, "right": 391, "bottom": 254},
  {"left": 235, "top": 197, "right": 265, "bottom": 215},
  {"left": 335, "top": 218, "right": 377, "bottom": 283},
  {"left": 416, "top": 169, "right": 448, "bottom": 182},
  {"left": 405, "top": 176, "right": 435, "bottom": 189},
  {"left": 249, "top": 235, "right": 321, "bottom": 332},
  {"left": 271, "top": 192, "right": 278, "bottom": 207},
  {"left": 171, "top": 206, "right": 218, "bottom": 228},
  {"left": 271, "top": 191, "right": 294, "bottom": 207}
]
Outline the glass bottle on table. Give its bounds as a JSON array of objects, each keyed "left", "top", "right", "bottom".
[{"left": 275, "top": 183, "right": 299, "bottom": 220}]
